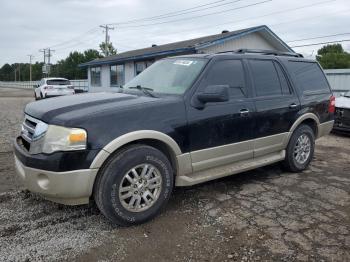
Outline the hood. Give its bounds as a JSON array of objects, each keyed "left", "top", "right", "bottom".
[
  {"left": 25, "top": 92, "right": 159, "bottom": 124},
  {"left": 335, "top": 96, "right": 350, "bottom": 109}
]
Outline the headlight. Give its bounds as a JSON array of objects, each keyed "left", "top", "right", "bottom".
[{"left": 42, "top": 125, "right": 87, "bottom": 154}]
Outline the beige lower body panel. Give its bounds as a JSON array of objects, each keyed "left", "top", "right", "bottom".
[
  {"left": 254, "top": 132, "right": 289, "bottom": 157},
  {"left": 317, "top": 120, "right": 334, "bottom": 138},
  {"left": 190, "top": 140, "right": 253, "bottom": 172},
  {"left": 176, "top": 150, "right": 285, "bottom": 186},
  {"left": 14, "top": 155, "right": 97, "bottom": 205}
]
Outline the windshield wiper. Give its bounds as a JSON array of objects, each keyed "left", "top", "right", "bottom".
[{"left": 128, "top": 85, "right": 157, "bottom": 98}]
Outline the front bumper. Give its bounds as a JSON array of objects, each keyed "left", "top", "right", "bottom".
[
  {"left": 14, "top": 136, "right": 99, "bottom": 172},
  {"left": 14, "top": 155, "right": 97, "bottom": 205},
  {"left": 334, "top": 107, "right": 350, "bottom": 132}
]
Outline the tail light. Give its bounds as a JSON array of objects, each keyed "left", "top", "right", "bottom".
[{"left": 328, "top": 95, "right": 335, "bottom": 113}]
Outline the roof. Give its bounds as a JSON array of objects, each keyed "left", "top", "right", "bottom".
[{"left": 80, "top": 25, "right": 293, "bottom": 67}]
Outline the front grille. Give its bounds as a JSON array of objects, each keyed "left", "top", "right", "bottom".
[
  {"left": 20, "top": 115, "right": 48, "bottom": 154},
  {"left": 21, "top": 116, "right": 38, "bottom": 143}
]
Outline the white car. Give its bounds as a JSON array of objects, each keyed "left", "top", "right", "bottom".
[
  {"left": 34, "top": 78, "right": 75, "bottom": 100},
  {"left": 334, "top": 91, "right": 350, "bottom": 132}
]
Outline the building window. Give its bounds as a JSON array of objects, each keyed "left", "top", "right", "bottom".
[
  {"left": 135, "top": 60, "right": 154, "bottom": 75},
  {"left": 110, "top": 64, "right": 124, "bottom": 86},
  {"left": 90, "top": 66, "right": 101, "bottom": 86}
]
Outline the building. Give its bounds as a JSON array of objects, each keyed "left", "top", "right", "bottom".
[
  {"left": 324, "top": 69, "right": 350, "bottom": 97},
  {"left": 80, "top": 25, "right": 294, "bottom": 91}
]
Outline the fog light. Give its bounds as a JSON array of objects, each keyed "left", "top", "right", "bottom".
[{"left": 37, "top": 174, "right": 50, "bottom": 190}]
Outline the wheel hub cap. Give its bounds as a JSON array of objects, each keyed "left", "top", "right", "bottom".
[
  {"left": 293, "top": 134, "right": 311, "bottom": 165},
  {"left": 119, "top": 164, "right": 162, "bottom": 212}
]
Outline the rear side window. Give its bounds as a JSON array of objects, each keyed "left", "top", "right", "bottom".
[
  {"left": 288, "top": 61, "right": 330, "bottom": 93},
  {"left": 205, "top": 60, "right": 246, "bottom": 98},
  {"left": 249, "top": 60, "right": 284, "bottom": 97}
]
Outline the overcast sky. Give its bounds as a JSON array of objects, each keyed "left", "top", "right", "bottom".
[{"left": 0, "top": 0, "right": 349, "bottom": 66}]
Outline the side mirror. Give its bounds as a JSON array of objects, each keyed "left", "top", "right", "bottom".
[
  {"left": 33, "top": 84, "right": 39, "bottom": 88},
  {"left": 194, "top": 85, "right": 229, "bottom": 108}
]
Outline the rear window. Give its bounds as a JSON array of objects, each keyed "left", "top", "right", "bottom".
[
  {"left": 47, "top": 79, "right": 71, "bottom": 85},
  {"left": 288, "top": 61, "right": 330, "bottom": 94}
]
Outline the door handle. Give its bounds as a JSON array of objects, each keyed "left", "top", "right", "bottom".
[
  {"left": 289, "top": 103, "right": 298, "bottom": 109},
  {"left": 240, "top": 109, "right": 250, "bottom": 116}
]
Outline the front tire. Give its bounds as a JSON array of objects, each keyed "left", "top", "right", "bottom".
[
  {"left": 94, "top": 144, "right": 174, "bottom": 226},
  {"left": 283, "top": 124, "right": 315, "bottom": 172}
]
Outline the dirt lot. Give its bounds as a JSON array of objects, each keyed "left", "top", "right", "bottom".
[{"left": 0, "top": 87, "right": 349, "bottom": 262}]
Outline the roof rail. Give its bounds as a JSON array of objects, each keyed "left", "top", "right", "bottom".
[{"left": 217, "top": 49, "right": 303, "bottom": 58}]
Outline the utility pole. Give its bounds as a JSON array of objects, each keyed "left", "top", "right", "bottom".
[
  {"left": 28, "top": 54, "right": 34, "bottom": 82},
  {"left": 39, "top": 48, "right": 54, "bottom": 76},
  {"left": 100, "top": 24, "right": 114, "bottom": 56},
  {"left": 39, "top": 49, "right": 47, "bottom": 64},
  {"left": 47, "top": 48, "right": 54, "bottom": 65}
]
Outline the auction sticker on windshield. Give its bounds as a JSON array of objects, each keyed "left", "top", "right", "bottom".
[{"left": 173, "top": 60, "right": 193, "bottom": 66}]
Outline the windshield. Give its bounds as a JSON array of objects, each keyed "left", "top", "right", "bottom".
[
  {"left": 344, "top": 91, "right": 350, "bottom": 98},
  {"left": 124, "top": 58, "right": 207, "bottom": 94},
  {"left": 47, "top": 79, "right": 71, "bottom": 85}
]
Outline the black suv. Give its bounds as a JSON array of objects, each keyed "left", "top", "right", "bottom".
[{"left": 14, "top": 49, "right": 335, "bottom": 226}]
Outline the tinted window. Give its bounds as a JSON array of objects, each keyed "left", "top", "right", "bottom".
[
  {"left": 206, "top": 60, "right": 246, "bottom": 98},
  {"left": 47, "top": 79, "right": 70, "bottom": 85},
  {"left": 250, "top": 60, "right": 281, "bottom": 97},
  {"left": 274, "top": 62, "right": 291, "bottom": 95},
  {"left": 288, "top": 61, "right": 330, "bottom": 93},
  {"left": 110, "top": 64, "right": 124, "bottom": 86},
  {"left": 91, "top": 67, "right": 101, "bottom": 86}
]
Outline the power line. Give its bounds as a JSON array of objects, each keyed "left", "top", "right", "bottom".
[
  {"left": 115, "top": 0, "right": 272, "bottom": 29},
  {"left": 286, "top": 33, "right": 350, "bottom": 43},
  {"left": 111, "top": 0, "right": 338, "bottom": 45},
  {"left": 107, "top": 0, "right": 244, "bottom": 25},
  {"left": 47, "top": 27, "right": 100, "bottom": 49},
  {"left": 291, "top": 39, "right": 350, "bottom": 48},
  {"left": 44, "top": 0, "right": 242, "bottom": 49},
  {"left": 115, "top": 0, "right": 334, "bottom": 32},
  {"left": 107, "top": 0, "right": 232, "bottom": 25}
]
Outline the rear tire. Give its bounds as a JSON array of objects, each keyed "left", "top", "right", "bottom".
[
  {"left": 94, "top": 144, "right": 174, "bottom": 226},
  {"left": 283, "top": 124, "right": 315, "bottom": 172}
]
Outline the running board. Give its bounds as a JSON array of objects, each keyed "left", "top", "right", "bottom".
[{"left": 175, "top": 150, "right": 285, "bottom": 186}]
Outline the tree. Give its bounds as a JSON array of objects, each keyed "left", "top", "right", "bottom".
[
  {"left": 49, "top": 49, "right": 102, "bottom": 79},
  {"left": 0, "top": 48, "right": 101, "bottom": 81},
  {"left": 84, "top": 49, "right": 103, "bottom": 61},
  {"left": 0, "top": 64, "right": 14, "bottom": 81},
  {"left": 99, "top": 42, "right": 117, "bottom": 57},
  {"left": 316, "top": 44, "right": 350, "bottom": 69}
]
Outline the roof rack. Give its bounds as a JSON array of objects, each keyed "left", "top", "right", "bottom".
[{"left": 217, "top": 49, "right": 303, "bottom": 58}]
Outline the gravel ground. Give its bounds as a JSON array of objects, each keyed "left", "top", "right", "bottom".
[{"left": 0, "top": 88, "right": 349, "bottom": 262}]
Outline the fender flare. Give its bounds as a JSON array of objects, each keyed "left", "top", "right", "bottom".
[
  {"left": 287, "top": 113, "right": 320, "bottom": 142},
  {"left": 90, "top": 130, "right": 182, "bottom": 169}
]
